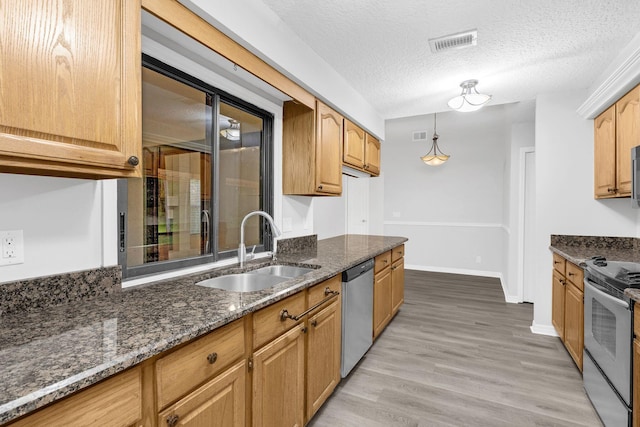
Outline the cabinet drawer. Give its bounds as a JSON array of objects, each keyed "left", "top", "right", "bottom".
[
  {"left": 308, "top": 275, "right": 341, "bottom": 308},
  {"left": 156, "top": 318, "right": 245, "bottom": 409},
  {"left": 254, "top": 291, "right": 306, "bottom": 349},
  {"left": 375, "top": 251, "right": 391, "bottom": 274},
  {"left": 566, "top": 262, "right": 584, "bottom": 291},
  {"left": 392, "top": 245, "right": 405, "bottom": 262},
  {"left": 552, "top": 253, "right": 566, "bottom": 275},
  {"left": 10, "top": 368, "right": 141, "bottom": 427}
]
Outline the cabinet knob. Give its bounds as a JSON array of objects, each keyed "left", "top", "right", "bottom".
[
  {"left": 166, "top": 414, "right": 179, "bottom": 427},
  {"left": 301, "top": 326, "right": 308, "bottom": 334},
  {"left": 318, "top": 185, "right": 323, "bottom": 190},
  {"left": 207, "top": 352, "right": 218, "bottom": 364},
  {"left": 364, "top": 164, "right": 369, "bottom": 170},
  {"left": 607, "top": 187, "right": 618, "bottom": 193},
  {"left": 311, "top": 319, "right": 318, "bottom": 327},
  {"left": 127, "top": 156, "right": 140, "bottom": 166}
]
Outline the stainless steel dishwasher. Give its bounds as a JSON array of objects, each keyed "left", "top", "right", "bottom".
[{"left": 341, "top": 258, "right": 375, "bottom": 378}]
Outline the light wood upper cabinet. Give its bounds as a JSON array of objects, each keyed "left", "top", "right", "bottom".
[
  {"left": 315, "top": 102, "right": 343, "bottom": 194},
  {"left": 364, "top": 134, "right": 381, "bottom": 176},
  {"left": 616, "top": 86, "right": 640, "bottom": 196},
  {"left": 594, "top": 85, "right": 640, "bottom": 199},
  {"left": 283, "top": 100, "right": 342, "bottom": 196},
  {"left": 343, "top": 119, "right": 366, "bottom": 169},
  {"left": 594, "top": 105, "right": 617, "bottom": 197},
  {"left": 0, "top": 0, "right": 141, "bottom": 179}
]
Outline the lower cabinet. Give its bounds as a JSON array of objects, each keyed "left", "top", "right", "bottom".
[
  {"left": 7, "top": 367, "right": 142, "bottom": 427},
  {"left": 374, "top": 245, "right": 405, "bottom": 340},
  {"left": 158, "top": 361, "right": 246, "bottom": 427},
  {"left": 550, "top": 253, "right": 584, "bottom": 371},
  {"left": 306, "top": 298, "right": 341, "bottom": 420},
  {"left": 253, "top": 325, "right": 306, "bottom": 427}
]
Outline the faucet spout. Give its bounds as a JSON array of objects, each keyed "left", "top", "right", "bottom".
[{"left": 238, "top": 210, "right": 281, "bottom": 267}]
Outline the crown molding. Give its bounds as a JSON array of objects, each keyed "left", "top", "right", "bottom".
[{"left": 577, "top": 33, "right": 640, "bottom": 119}]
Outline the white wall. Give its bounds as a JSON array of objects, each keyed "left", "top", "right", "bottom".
[
  {"left": 0, "top": 175, "right": 104, "bottom": 282},
  {"left": 532, "top": 89, "right": 640, "bottom": 334},
  {"left": 178, "top": 0, "right": 385, "bottom": 139},
  {"left": 382, "top": 106, "right": 511, "bottom": 275}
]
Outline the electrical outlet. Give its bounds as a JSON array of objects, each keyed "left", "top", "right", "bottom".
[{"left": 0, "top": 230, "right": 24, "bottom": 266}]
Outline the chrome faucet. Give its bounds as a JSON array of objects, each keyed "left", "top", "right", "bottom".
[{"left": 238, "top": 210, "right": 282, "bottom": 267}]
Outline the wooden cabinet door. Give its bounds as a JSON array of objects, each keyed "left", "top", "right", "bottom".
[
  {"left": 158, "top": 361, "right": 245, "bottom": 427},
  {"left": 364, "top": 134, "right": 381, "bottom": 176},
  {"left": 315, "top": 101, "right": 343, "bottom": 194},
  {"left": 0, "top": 0, "right": 141, "bottom": 179},
  {"left": 552, "top": 270, "right": 565, "bottom": 340},
  {"left": 391, "top": 258, "right": 404, "bottom": 315},
  {"left": 594, "top": 105, "right": 617, "bottom": 198},
  {"left": 373, "top": 268, "right": 392, "bottom": 340},
  {"left": 306, "top": 299, "right": 341, "bottom": 421},
  {"left": 253, "top": 325, "right": 305, "bottom": 427},
  {"left": 343, "top": 119, "right": 365, "bottom": 169},
  {"left": 564, "top": 283, "right": 583, "bottom": 371},
  {"left": 616, "top": 86, "right": 640, "bottom": 196}
]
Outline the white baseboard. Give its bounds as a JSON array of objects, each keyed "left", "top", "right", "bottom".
[
  {"left": 530, "top": 321, "right": 559, "bottom": 337},
  {"left": 405, "top": 265, "right": 520, "bottom": 304}
]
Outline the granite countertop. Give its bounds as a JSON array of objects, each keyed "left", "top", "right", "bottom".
[
  {"left": 0, "top": 234, "right": 407, "bottom": 424},
  {"left": 549, "top": 235, "right": 640, "bottom": 266}
]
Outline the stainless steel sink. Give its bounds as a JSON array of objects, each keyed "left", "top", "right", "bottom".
[
  {"left": 249, "top": 265, "right": 314, "bottom": 278},
  {"left": 195, "top": 274, "right": 289, "bottom": 292}
]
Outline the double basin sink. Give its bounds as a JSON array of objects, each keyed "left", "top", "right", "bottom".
[{"left": 196, "top": 265, "right": 315, "bottom": 292}]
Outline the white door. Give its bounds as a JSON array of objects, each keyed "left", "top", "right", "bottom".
[{"left": 346, "top": 176, "right": 370, "bottom": 235}]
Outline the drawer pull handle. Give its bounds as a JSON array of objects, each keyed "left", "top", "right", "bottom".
[
  {"left": 553, "top": 260, "right": 560, "bottom": 264},
  {"left": 324, "top": 287, "right": 339, "bottom": 296},
  {"left": 166, "top": 414, "right": 179, "bottom": 427},
  {"left": 207, "top": 352, "right": 218, "bottom": 364},
  {"left": 568, "top": 272, "right": 574, "bottom": 276},
  {"left": 280, "top": 291, "right": 340, "bottom": 322}
]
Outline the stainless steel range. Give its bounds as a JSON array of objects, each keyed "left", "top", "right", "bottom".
[{"left": 583, "top": 256, "right": 640, "bottom": 427}]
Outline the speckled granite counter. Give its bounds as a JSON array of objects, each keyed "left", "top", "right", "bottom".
[
  {"left": 549, "top": 234, "right": 640, "bottom": 266},
  {"left": 0, "top": 234, "right": 407, "bottom": 424}
]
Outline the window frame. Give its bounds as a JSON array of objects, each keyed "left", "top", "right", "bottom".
[{"left": 118, "top": 55, "right": 274, "bottom": 280}]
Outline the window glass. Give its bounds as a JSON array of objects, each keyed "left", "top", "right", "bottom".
[
  {"left": 218, "top": 102, "right": 264, "bottom": 252},
  {"left": 126, "top": 67, "right": 212, "bottom": 268},
  {"left": 120, "top": 57, "right": 273, "bottom": 278}
]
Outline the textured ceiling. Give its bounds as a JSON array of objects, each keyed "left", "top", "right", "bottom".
[{"left": 259, "top": 0, "right": 640, "bottom": 119}]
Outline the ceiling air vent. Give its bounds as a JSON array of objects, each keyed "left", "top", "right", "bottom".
[
  {"left": 429, "top": 29, "right": 477, "bottom": 53},
  {"left": 413, "top": 131, "right": 428, "bottom": 142}
]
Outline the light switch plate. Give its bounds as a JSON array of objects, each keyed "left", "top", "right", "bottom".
[{"left": 0, "top": 230, "right": 24, "bottom": 266}]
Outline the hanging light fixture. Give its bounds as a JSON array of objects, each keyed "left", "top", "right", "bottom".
[
  {"left": 220, "top": 118, "right": 241, "bottom": 141},
  {"left": 447, "top": 79, "right": 491, "bottom": 112},
  {"left": 421, "top": 113, "right": 449, "bottom": 166}
]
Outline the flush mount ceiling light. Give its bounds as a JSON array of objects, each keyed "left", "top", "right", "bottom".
[
  {"left": 220, "top": 118, "right": 241, "bottom": 141},
  {"left": 421, "top": 113, "right": 449, "bottom": 166},
  {"left": 447, "top": 79, "right": 492, "bottom": 112}
]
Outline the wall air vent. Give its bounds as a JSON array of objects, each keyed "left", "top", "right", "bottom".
[
  {"left": 428, "top": 29, "right": 478, "bottom": 53},
  {"left": 413, "top": 131, "right": 428, "bottom": 141}
]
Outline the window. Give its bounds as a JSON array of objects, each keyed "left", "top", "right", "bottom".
[{"left": 118, "top": 56, "right": 273, "bottom": 279}]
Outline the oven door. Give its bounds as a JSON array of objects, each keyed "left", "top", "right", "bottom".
[{"left": 584, "top": 278, "right": 632, "bottom": 405}]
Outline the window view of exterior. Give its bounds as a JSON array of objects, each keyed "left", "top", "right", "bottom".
[{"left": 121, "top": 59, "right": 271, "bottom": 277}]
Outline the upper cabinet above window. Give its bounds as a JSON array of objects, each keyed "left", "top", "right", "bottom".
[{"left": 0, "top": 0, "right": 141, "bottom": 179}]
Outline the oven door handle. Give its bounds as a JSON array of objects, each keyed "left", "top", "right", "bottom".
[{"left": 584, "top": 278, "right": 630, "bottom": 309}]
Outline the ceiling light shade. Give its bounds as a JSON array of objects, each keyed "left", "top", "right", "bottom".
[
  {"left": 421, "top": 113, "right": 449, "bottom": 166},
  {"left": 447, "top": 79, "right": 491, "bottom": 112}
]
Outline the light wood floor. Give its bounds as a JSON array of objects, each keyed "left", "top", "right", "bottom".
[{"left": 308, "top": 270, "right": 603, "bottom": 427}]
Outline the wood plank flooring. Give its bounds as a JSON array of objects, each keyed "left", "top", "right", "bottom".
[{"left": 308, "top": 270, "right": 603, "bottom": 427}]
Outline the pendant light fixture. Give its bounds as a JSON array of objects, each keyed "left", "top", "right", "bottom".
[
  {"left": 421, "top": 113, "right": 449, "bottom": 166},
  {"left": 447, "top": 79, "right": 491, "bottom": 112}
]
